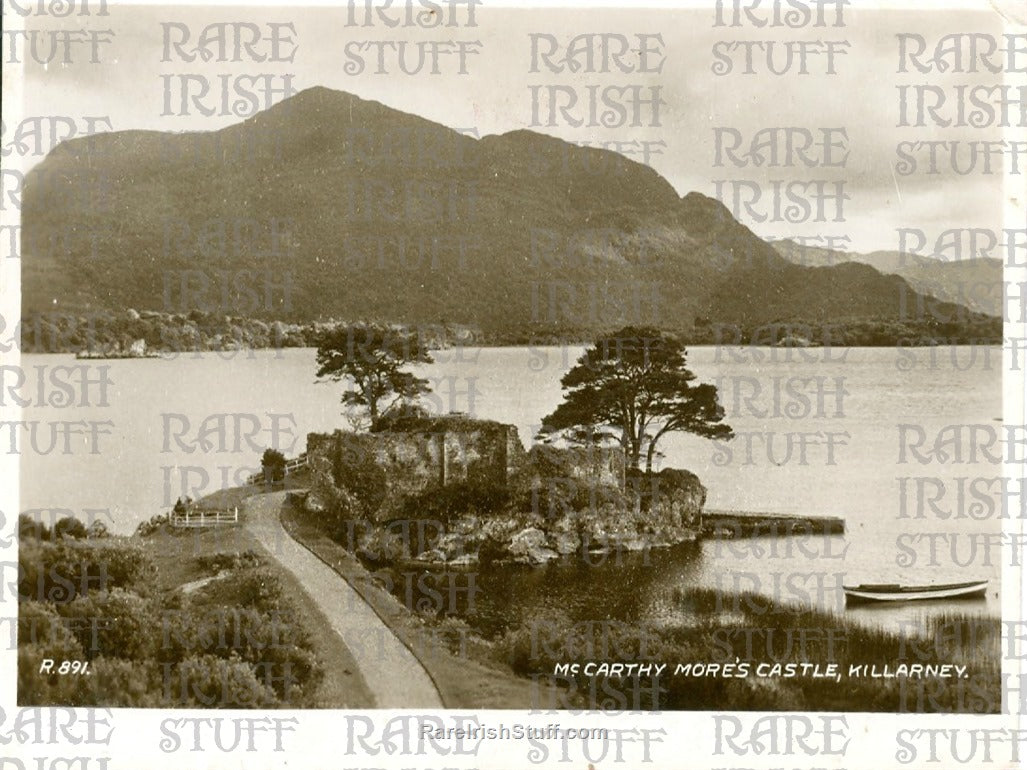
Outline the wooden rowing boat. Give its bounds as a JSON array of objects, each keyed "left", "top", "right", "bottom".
[{"left": 843, "top": 580, "right": 988, "bottom": 604}]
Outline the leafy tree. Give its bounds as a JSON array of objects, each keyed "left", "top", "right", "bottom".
[
  {"left": 53, "top": 516, "right": 88, "bottom": 540},
  {"left": 315, "top": 324, "right": 433, "bottom": 429},
  {"left": 539, "top": 326, "right": 733, "bottom": 473},
  {"left": 18, "top": 513, "right": 50, "bottom": 541},
  {"left": 261, "top": 448, "right": 287, "bottom": 485}
]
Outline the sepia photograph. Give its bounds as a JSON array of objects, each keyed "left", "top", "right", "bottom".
[{"left": 1, "top": 0, "right": 1024, "bottom": 766}]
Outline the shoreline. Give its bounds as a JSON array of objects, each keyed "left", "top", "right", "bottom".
[
  {"left": 19, "top": 338, "right": 1006, "bottom": 358},
  {"left": 14, "top": 306, "right": 1004, "bottom": 357},
  {"left": 275, "top": 492, "right": 1001, "bottom": 712},
  {"left": 277, "top": 493, "right": 559, "bottom": 709}
]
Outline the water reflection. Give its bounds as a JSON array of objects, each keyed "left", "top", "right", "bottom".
[{"left": 384, "top": 532, "right": 995, "bottom": 640}]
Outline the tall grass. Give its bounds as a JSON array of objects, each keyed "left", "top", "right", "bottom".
[{"left": 495, "top": 586, "right": 1000, "bottom": 712}]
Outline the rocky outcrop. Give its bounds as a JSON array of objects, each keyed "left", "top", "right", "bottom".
[
  {"left": 405, "top": 466, "right": 706, "bottom": 567},
  {"left": 306, "top": 421, "right": 707, "bottom": 567},
  {"left": 507, "top": 527, "right": 559, "bottom": 565},
  {"left": 631, "top": 468, "right": 706, "bottom": 532}
]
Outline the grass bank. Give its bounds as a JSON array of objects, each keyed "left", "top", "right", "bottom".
[
  {"left": 142, "top": 521, "right": 374, "bottom": 708},
  {"left": 18, "top": 501, "right": 373, "bottom": 708}
]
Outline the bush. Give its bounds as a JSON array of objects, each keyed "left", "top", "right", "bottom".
[
  {"left": 83, "top": 658, "right": 165, "bottom": 707},
  {"left": 17, "top": 606, "right": 163, "bottom": 707},
  {"left": 85, "top": 520, "right": 110, "bottom": 539},
  {"left": 18, "top": 539, "right": 159, "bottom": 601},
  {"left": 53, "top": 517, "right": 88, "bottom": 540},
  {"left": 18, "top": 539, "right": 111, "bottom": 604},
  {"left": 349, "top": 524, "right": 409, "bottom": 564},
  {"left": 368, "top": 404, "right": 432, "bottom": 431},
  {"left": 194, "top": 549, "right": 262, "bottom": 575},
  {"left": 192, "top": 566, "right": 283, "bottom": 614},
  {"left": 252, "top": 638, "right": 322, "bottom": 705},
  {"left": 20, "top": 652, "right": 165, "bottom": 708},
  {"left": 18, "top": 601, "right": 82, "bottom": 652},
  {"left": 135, "top": 512, "right": 169, "bottom": 537},
  {"left": 82, "top": 541, "right": 157, "bottom": 595},
  {"left": 333, "top": 436, "right": 388, "bottom": 518},
  {"left": 187, "top": 566, "right": 324, "bottom": 705},
  {"left": 58, "top": 588, "right": 160, "bottom": 661},
  {"left": 433, "top": 615, "right": 475, "bottom": 655},
  {"left": 19, "top": 644, "right": 91, "bottom": 705},
  {"left": 261, "top": 448, "right": 287, "bottom": 484},
  {"left": 165, "top": 654, "right": 278, "bottom": 708},
  {"left": 18, "top": 513, "right": 50, "bottom": 541},
  {"left": 18, "top": 528, "right": 326, "bottom": 709},
  {"left": 156, "top": 598, "right": 323, "bottom": 706}
]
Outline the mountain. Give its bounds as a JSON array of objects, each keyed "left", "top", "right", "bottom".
[
  {"left": 771, "top": 239, "right": 1003, "bottom": 318},
  {"left": 21, "top": 87, "right": 999, "bottom": 343}
]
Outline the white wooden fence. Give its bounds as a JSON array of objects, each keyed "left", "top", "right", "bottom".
[
  {"left": 170, "top": 507, "right": 239, "bottom": 529},
  {"left": 246, "top": 454, "right": 308, "bottom": 485}
]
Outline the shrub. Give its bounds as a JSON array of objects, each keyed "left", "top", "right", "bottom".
[
  {"left": 20, "top": 653, "right": 165, "bottom": 708},
  {"left": 18, "top": 513, "right": 50, "bottom": 541},
  {"left": 497, "top": 608, "right": 576, "bottom": 675},
  {"left": 261, "top": 448, "right": 287, "bottom": 484},
  {"left": 85, "top": 520, "right": 110, "bottom": 539},
  {"left": 17, "top": 539, "right": 114, "bottom": 604},
  {"left": 433, "top": 615, "right": 475, "bottom": 655},
  {"left": 18, "top": 644, "right": 91, "bottom": 705},
  {"left": 18, "top": 529, "right": 326, "bottom": 709},
  {"left": 350, "top": 524, "right": 409, "bottom": 564},
  {"left": 58, "top": 588, "right": 160, "bottom": 661},
  {"left": 333, "top": 436, "right": 388, "bottom": 518},
  {"left": 53, "top": 517, "right": 88, "bottom": 540},
  {"left": 82, "top": 658, "right": 165, "bottom": 707},
  {"left": 194, "top": 549, "right": 262, "bottom": 575},
  {"left": 17, "top": 601, "right": 82, "bottom": 651},
  {"left": 251, "top": 639, "right": 322, "bottom": 705},
  {"left": 80, "top": 541, "right": 157, "bottom": 595},
  {"left": 135, "top": 512, "right": 169, "bottom": 537},
  {"left": 156, "top": 599, "right": 322, "bottom": 706},
  {"left": 166, "top": 654, "right": 278, "bottom": 708},
  {"left": 193, "top": 566, "right": 283, "bottom": 614}
]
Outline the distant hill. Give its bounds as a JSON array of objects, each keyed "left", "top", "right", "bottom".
[
  {"left": 771, "top": 239, "right": 1004, "bottom": 318},
  {"left": 21, "top": 87, "right": 999, "bottom": 344}
]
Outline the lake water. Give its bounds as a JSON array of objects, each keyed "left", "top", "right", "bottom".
[{"left": 19, "top": 345, "right": 1003, "bottom": 630}]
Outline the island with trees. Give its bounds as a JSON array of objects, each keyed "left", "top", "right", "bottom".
[{"left": 302, "top": 324, "right": 732, "bottom": 567}]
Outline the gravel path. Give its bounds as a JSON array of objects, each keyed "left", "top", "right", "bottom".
[{"left": 243, "top": 491, "right": 442, "bottom": 708}]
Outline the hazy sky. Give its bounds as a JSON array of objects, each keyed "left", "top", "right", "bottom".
[{"left": 10, "top": 2, "right": 1020, "bottom": 254}]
